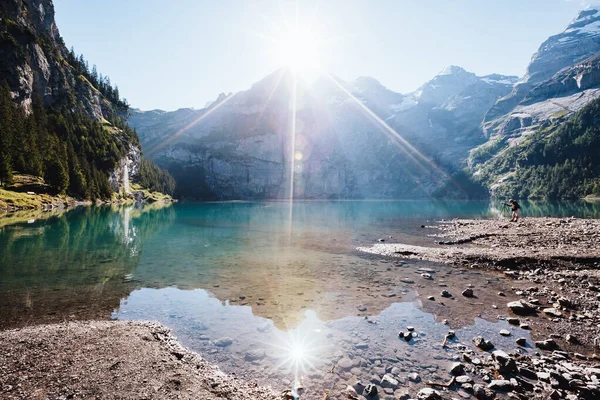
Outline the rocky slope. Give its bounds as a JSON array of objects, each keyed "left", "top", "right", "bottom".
[
  {"left": 0, "top": 0, "right": 139, "bottom": 196},
  {"left": 130, "top": 67, "right": 516, "bottom": 199}
]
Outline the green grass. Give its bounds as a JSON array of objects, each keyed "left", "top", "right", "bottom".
[{"left": 130, "top": 183, "right": 173, "bottom": 203}]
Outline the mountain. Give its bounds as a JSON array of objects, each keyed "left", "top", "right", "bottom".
[
  {"left": 130, "top": 66, "right": 516, "bottom": 200},
  {"left": 129, "top": 7, "right": 600, "bottom": 201},
  {"left": 0, "top": 0, "right": 174, "bottom": 202},
  {"left": 484, "top": 8, "right": 600, "bottom": 131},
  {"left": 469, "top": 7, "right": 600, "bottom": 198}
]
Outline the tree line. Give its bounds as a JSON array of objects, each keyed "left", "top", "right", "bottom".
[
  {"left": 0, "top": 81, "right": 175, "bottom": 199},
  {"left": 478, "top": 97, "right": 600, "bottom": 199}
]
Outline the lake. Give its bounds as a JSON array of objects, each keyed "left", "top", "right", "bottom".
[{"left": 1, "top": 200, "right": 599, "bottom": 398}]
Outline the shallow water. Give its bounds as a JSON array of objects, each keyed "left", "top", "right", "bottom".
[{"left": 1, "top": 200, "right": 599, "bottom": 397}]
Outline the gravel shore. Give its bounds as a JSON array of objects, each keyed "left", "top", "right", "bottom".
[{"left": 0, "top": 320, "right": 277, "bottom": 400}]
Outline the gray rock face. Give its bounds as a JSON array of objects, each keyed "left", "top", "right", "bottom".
[
  {"left": 485, "top": 8, "right": 600, "bottom": 124},
  {"left": 130, "top": 66, "right": 513, "bottom": 200}
]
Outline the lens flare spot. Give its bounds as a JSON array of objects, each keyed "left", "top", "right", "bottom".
[{"left": 294, "top": 151, "right": 304, "bottom": 161}]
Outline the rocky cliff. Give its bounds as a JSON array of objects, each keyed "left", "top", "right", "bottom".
[
  {"left": 130, "top": 67, "right": 516, "bottom": 200},
  {"left": 0, "top": 0, "right": 139, "bottom": 195}
]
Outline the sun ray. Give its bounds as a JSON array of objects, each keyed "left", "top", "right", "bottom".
[
  {"left": 324, "top": 74, "right": 452, "bottom": 182},
  {"left": 146, "top": 93, "right": 236, "bottom": 156}
]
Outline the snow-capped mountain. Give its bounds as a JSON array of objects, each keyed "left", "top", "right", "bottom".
[
  {"left": 485, "top": 7, "right": 600, "bottom": 123},
  {"left": 130, "top": 7, "right": 600, "bottom": 200}
]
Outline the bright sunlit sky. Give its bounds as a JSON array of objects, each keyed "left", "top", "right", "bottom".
[{"left": 54, "top": 0, "right": 593, "bottom": 111}]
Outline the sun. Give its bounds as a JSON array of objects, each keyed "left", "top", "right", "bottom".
[{"left": 274, "top": 26, "right": 322, "bottom": 81}]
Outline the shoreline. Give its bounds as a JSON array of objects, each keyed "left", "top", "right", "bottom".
[{"left": 0, "top": 320, "right": 277, "bottom": 400}]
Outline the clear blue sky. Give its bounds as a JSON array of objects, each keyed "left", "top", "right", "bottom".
[{"left": 54, "top": 0, "right": 591, "bottom": 111}]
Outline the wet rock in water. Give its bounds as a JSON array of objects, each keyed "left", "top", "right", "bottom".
[
  {"left": 516, "top": 337, "right": 527, "bottom": 346},
  {"left": 499, "top": 329, "right": 511, "bottom": 337},
  {"left": 244, "top": 349, "right": 265, "bottom": 361},
  {"left": 487, "top": 379, "right": 514, "bottom": 391},
  {"left": 357, "top": 305, "right": 368, "bottom": 312},
  {"left": 462, "top": 288, "right": 474, "bottom": 298},
  {"left": 338, "top": 358, "right": 355, "bottom": 371},
  {"left": 450, "top": 362, "right": 466, "bottom": 376},
  {"left": 507, "top": 300, "right": 537, "bottom": 315},
  {"left": 380, "top": 374, "right": 399, "bottom": 389},
  {"left": 408, "top": 372, "right": 421, "bottom": 383},
  {"left": 519, "top": 323, "right": 530, "bottom": 330},
  {"left": 492, "top": 350, "right": 516, "bottom": 373},
  {"left": 535, "top": 339, "right": 559, "bottom": 351},
  {"left": 214, "top": 337, "right": 233, "bottom": 347},
  {"left": 407, "top": 326, "right": 415, "bottom": 331},
  {"left": 447, "top": 330, "right": 456, "bottom": 340},
  {"left": 441, "top": 290, "right": 452, "bottom": 298},
  {"left": 355, "top": 342, "right": 369, "bottom": 350},
  {"left": 363, "top": 383, "right": 378, "bottom": 397},
  {"left": 507, "top": 317, "right": 519, "bottom": 325},
  {"left": 473, "top": 336, "right": 494, "bottom": 351},
  {"left": 417, "top": 388, "right": 442, "bottom": 400},
  {"left": 473, "top": 383, "right": 495, "bottom": 400},
  {"left": 543, "top": 307, "right": 562, "bottom": 318}
]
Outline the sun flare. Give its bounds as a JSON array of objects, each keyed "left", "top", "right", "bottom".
[{"left": 274, "top": 26, "right": 322, "bottom": 81}]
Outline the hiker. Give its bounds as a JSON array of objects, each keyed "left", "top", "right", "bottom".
[{"left": 504, "top": 199, "right": 521, "bottom": 222}]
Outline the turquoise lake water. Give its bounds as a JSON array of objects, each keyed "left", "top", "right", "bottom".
[{"left": 1, "top": 200, "right": 599, "bottom": 398}]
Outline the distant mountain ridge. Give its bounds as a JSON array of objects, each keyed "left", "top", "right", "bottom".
[{"left": 130, "top": 7, "right": 600, "bottom": 200}]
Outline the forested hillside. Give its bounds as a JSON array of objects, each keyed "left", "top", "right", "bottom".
[
  {"left": 475, "top": 97, "right": 600, "bottom": 199},
  {"left": 0, "top": 0, "right": 174, "bottom": 203}
]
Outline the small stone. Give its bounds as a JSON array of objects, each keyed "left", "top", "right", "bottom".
[
  {"left": 214, "top": 337, "right": 233, "bottom": 347},
  {"left": 535, "top": 339, "right": 559, "bottom": 351},
  {"left": 507, "top": 317, "right": 519, "bottom": 325},
  {"left": 441, "top": 290, "right": 452, "bottom": 298},
  {"left": 543, "top": 307, "right": 562, "bottom": 318},
  {"left": 473, "top": 383, "right": 495, "bottom": 400},
  {"left": 244, "top": 349, "right": 265, "bottom": 361},
  {"left": 417, "top": 388, "right": 442, "bottom": 400},
  {"left": 566, "top": 334, "right": 578, "bottom": 344},
  {"left": 363, "top": 384, "right": 378, "bottom": 397},
  {"left": 408, "top": 372, "right": 421, "bottom": 382},
  {"left": 507, "top": 300, "right": 537, "bottom": 315},
  {"left": 380, "top": 374, "right": 399, "bottom": 389},
  {"left": 519, "top": 323, "right": 530, "bottom": 330},
  {"left": 407, "top": 326, "right": 415, "bottom": 331},
  {"left": 487, "top": 379, "right": 514, "bottom": 391},
  {"left": 473, "top": 336, "right": 494, "bottom": 351},
  {"left": 462, "top": 288, "right": 474, "bottom": 297},
  {"left": 516, "top": 337, "right": 527, "bottom": 346},
  {"left": 492, "top": 350, "right": 516, "bottom": 373},
  {"left": 450, "top": 362, "right": 465, "bottom": 376},
  {"left": 427, "top": 296, "right": 435, "bottom": 301},
  {"left": 338, "top": 358, "right": 355, "bottom": 370},
  {"left": 357, "top": 305, "right": 368, "bottom": 312},
  {"left": 499, "top": 329, "right": 511, "bottom": 337}
]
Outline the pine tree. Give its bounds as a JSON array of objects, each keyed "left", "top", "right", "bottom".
[{"left": 0, "top": 82, "right": 14, "bottom": 186}]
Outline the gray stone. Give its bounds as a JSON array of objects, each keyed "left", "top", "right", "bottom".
[
  {"left": 450, "top": 362, "right": 465, "bottom": 376},
  {"left": 462, "top": 288, "right": 474, "bottom": 297},
  {"left": 507, "top": 300, "right": 537, "bottom": 315},
  {"left": 487, "top": 380, "right": 514, "bottom": 391},
  {"left": 417, "top": 388, "right": 442, "bottom": 400},
  {"left": 363, "top": 384, "right": 378, "bottom": 397},
  {"left": 473, "top": 336, "right": 494, "bottom": 351},
  {"left": 492, "top": 350, "right": 516, "bottom": 373},
  {"left": 441, "top": 290, "right": 452, "bottom": 298},
  {"left": 473, "top": 383, "right": 495, "bottom": 400},
  {"left": 380, "top": 374, "right": 399, "bottom": 389},
  {"left": 535, "top": 339, "right": 560, "bottom": 351},
  {"left": 244, "top": 349, "right": 265, "bottom": 361},
  {"left": 214, "top": 337, "right": 233, "bottom": 347},
  {"left": 543, "top": 307, "right": 562, "bottom": 317}
]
